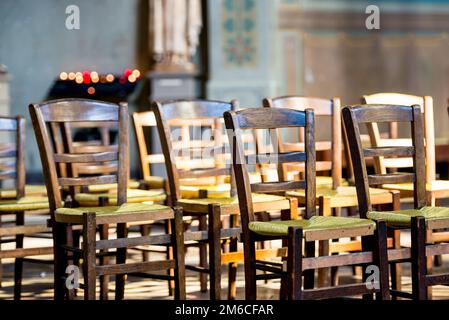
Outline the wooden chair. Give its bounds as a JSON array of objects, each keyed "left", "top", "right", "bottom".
[
  {"left": 224, "top": 107, "right": 390, "bottom": 300},
  {"left": 153, "top": 99, "right": 294, "bottom": 300},
  {"left": 343, "top": 103, "right": 449, "bottom": 300},
  {"left": 0, "top": 116, "right": 52, "bottom": 299},
  {"left": 52, "top": 117, "right": 170, "bottom": 297},
  {"left": 29, "top": 98, "right": 185, "bottom": 300},
  {"left": 264, "top": 96, "right": 400, "bottom": 287},
  {"left": 361, "top": 93, "right": 447, "bottom": 206}
]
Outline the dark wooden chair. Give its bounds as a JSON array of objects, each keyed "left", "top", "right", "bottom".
[
  {"left": 343, "top": 103, "right": 449, "bottom": 300},
  {"left": 224, "top": 107, "right": 390, "bottom": 300},
  {"left": 29, "top": 98, "right": 185, "bottom": 300},
  {"left": 0, "top": 116, "right": 52, "bottom": 299},
  {"left": 263, "top": 96, "right": 400, "bottom": 287},
  {"left": 153, "top": 99, "right": 294, "bottom": 300}
]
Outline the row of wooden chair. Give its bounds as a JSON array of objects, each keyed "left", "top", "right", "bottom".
[{"left": 0, "top": 92, "right": 447, "bottom": 300}]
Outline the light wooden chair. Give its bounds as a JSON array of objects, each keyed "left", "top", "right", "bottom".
[
  {"left": 153, "top": 99, "right": 295, "bottom": 300},
  {"left": 362, "top": 93, "right": 447, "bottom": 206},
  {"left": 30, "top": 98, "right": 185, "bottom": 300},
  {"left": 225, "top": 106, "right": 390, "bottom": 300},
  {"left": 264, "top": 96, "right": 400, "bottom": 288},
  {"left": 0, "top": 116, "right": 51, "bottom": 300},
  {"left": 343, "top": 103, "right": 449, "bottom": 300}
]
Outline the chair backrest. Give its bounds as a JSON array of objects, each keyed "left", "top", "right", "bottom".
[
  {"left": 0, "top": 116, "right": 25, "bottom": 199},
  {"left": 362, "top": 93, "right": 435, "bottom": 183},
  {"left": 50, "top": 120, "right": 119, "bottom": 179},
  {"left": 342, "top": 104, "right": 426, "bottom": 217},
  {"left": 152, "top": 99, "right": 237, "bottom": 204},
  {"left": 132, "top": 111, "right": 166, "bottom": 181},
  {"left": 29, "top": 98, "right": 129, "bottom": 212},
  {"left": 224, "top": 107, "right": 316, "bottom": 234},
  {"left": 264, "top": 96, "right": 342, "bottom": 189}
]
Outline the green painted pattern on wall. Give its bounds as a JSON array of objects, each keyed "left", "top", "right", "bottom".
[{"left": 222, "top": 0, "right": 258, "bottom": 67}]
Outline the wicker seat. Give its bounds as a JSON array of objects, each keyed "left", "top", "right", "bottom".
[
  {"left": 249, "top": 216, "right": 375, "bottom": 237},
  {"left": 55, "top": 203, "right": 170, "bottom": 223},
  {"left": 86, "top": 180, "right": 141, "bottom": 193},
  {"left": 0, "top": 184, "right": 47, "bottom": 199},
  {"left": 287, "top": 186, "right": 394, "bottom": 208},
  {"left": 0, "top": 196, "right": 49, "bottom": 212},
  {"left": 75, "top": 188, "right": 167, "bottom": 206},
  {"left": 368, "top": 206, "right": 449, "bottom": 228}
]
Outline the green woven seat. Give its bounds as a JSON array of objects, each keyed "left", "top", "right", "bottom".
[
  {"left": 143, "top": 176, "right": 165, "bottom": 189},
  {"left": 86, "top": 180, "right": 141, "bottom": 193},
  {"left": 0, "top": 196, "right": 49, "bottom": 212},
  {"left": 180, "top": 184, "right": 231, "bottom": 199},
  {"left": 249, "top": 216, "right": 375, "bottom": 237},
  {"left": 316, "top": 176, "right": 349, "bottom": 187},
  {"left": 0, "top": 185, "right": 47, "bottom": 199},
  {"left": 178, "top": 193, "right": 286, "bottom": 206},
  {"left": 75, "top": 189, "right": 166, "bottom": 206},
  {"left": 55, "top": 203, "right": 169, "bottom": 223},
  {"left": 368, "top": 206, "right": 449, "bottom": 228}
]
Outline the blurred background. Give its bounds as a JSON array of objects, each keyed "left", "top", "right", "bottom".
[{"left": 1, "top": 0, "right": 449, "bottom": 180}]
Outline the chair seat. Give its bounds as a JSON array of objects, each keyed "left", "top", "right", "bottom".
[
  {"left": 249, "top": 216, "right": 376, "bottom": 237},
  {"left": 368, "top": 206, "right": 449, "bottom": 228},
  {"left": 224, "top": 172, "right": 262, "bottom": 184},
  {"left": 180, "top": 184, "right": 231, "bottom": 199},
  {"left": 0, "top": 196, "right": 49, "bottom": 212},
  {"left": 383, "top": 180, "right": 449, "bottom": 192},
  {"left": 0, "top": 184, "right": 47, "bottom": 199},
  {"left": 55, "top": 203, "right": 172, "bottom": 224},
  {"left": 142, "top": 176, "right": 166, "bottom": 189},
  {"left": 86, "top": 180, "right": 141, "bottom": 193},
  {"left": 316, "top": 176, "right": 349, "bottom": 187},
  {"left": 287, "top": 186, "right": 392, "bottom": 207},
  {"left": 75, "top": 189, "right": 166, "bottom": 206},
  {"left": 178, "top": 193, "right": 286, "bottom": 206}
]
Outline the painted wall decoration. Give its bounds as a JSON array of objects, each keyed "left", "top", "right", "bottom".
[{"left": 222, "top": 0, "right": 258, "bottom": 67}]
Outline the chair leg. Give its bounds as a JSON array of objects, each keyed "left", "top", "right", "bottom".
[
  {"left": 13, "top": 211, "right": 24, "bottom": 300},
  {"left": 198, "top": 215, "right": 208, "bottom": 292},
  {"left": 0, "top": 214, "right": 2, "bottom": 288},
  {"left": 208, "top": 204, "right": 222, "bottom": 300},
  {"left": 164, "top": 219, "right": 175, "bottom": 296},
  {"left": 115, "top": 222, "right": 128, "bottom": 300},
  {"left": 389, "top": 192, "right": 402, "bottom": 297},
  {"left": 361, "top": 235, "right": 374, "bottom": 300},
  {"left": 317, "top": 197, "right": 331, "bottom": 288},
  {"left": 411, "top": 216, "right": 428, "bottom": 300},
  {"left": 244, "top": 233, "right": 257, "bottom": 300},
  {"left": 227, "top": 214, "right": 238, "bottom": 300},
  {"left": 287, "top": 227, "right": 303, "bottom": 300},
  {"left": 172, "top": 207, "right": 186, "bottom": 300},
  {"left": 140, "top": 225, "right": 150, "bottom": 262},
  {"left": 53, "top": 222, "right": 69, "bottom": 300},
  {"left": 374, "top": 220, "right": 390, "bottom": 300},
  {"left": 303, "top": 242, "right": 315, "bottom": 289},
  {"left": 82, "top": 213, "right": 97, "bottom": 300},
  {"left": 99, "top": 224, "right": 109, "bottom": 300}
]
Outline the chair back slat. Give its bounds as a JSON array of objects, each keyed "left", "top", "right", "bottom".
[
  {"left": 264, "top": 96, "right": 342, "bottom": 188},
  {"left": 224, "top": 107, "right": 316, "bottom": 228},
  {"left": 153, "top": 99, "right": 237, "bottom": 203},
  {"left": 0, "top": 116, "right": 25, "bottom": 198},
  {"left": 58, "top": 175, "right": 117, "bottom": 187},
  {"left": 29, "top": 99, "right": 128, "bottom": 212},
  {"left": 367, "top": 173, "right": 415, "bottom": 185},
  {"left": 342, "top": 104, "right": 426, "bottom": 216},
  {"left": 132, "top": 111, "right": 165, "bottom": 181}
]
